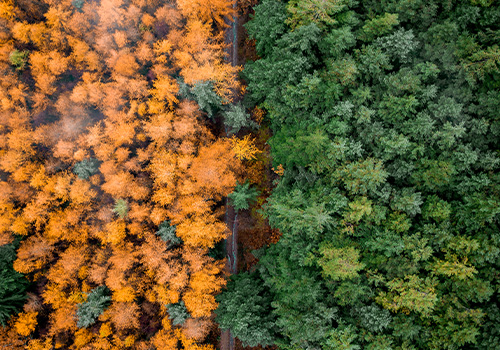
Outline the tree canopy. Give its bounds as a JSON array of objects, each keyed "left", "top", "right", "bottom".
[{"left": 218, "top": 0, "right": 500, "bottom": 349}]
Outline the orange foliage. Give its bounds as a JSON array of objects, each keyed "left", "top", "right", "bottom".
[
  {"left": 177, "top": 0, "right": 233, "bottom": 27},
  {"left": 182, "top": 317, "right": 212, "bottom": 341},
  {"left": 108, "top": 302, "right": 140, "bottom": 331},
  {"left": 0, "top": 0, "right": 241, "bottom": 347},
  {"left": 176, "top": 214, "right": 228, "bottom": 248},
  {"left": 183, "top": 262, "right": 226, "bottom": 317},
  {"left": 187, "top": 140, "right": 240, "bottom": 199},
  {"left": 14, "top": 311, "right": 38, "bottom": 336}
]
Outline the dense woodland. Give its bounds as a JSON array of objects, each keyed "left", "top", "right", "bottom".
[
  {"left": 0, "top": 0, "right": 254, "bottom": 349},
  {"left": 216, "top": 0, "right": 500, "bottom": 349},
  {"left": 1, "top": 0, "right": 500, "bottom": 350}
]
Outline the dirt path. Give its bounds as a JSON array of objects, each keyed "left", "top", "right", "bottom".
[{"left": 221, "top": 2, "right": 238, "bottom": 350}]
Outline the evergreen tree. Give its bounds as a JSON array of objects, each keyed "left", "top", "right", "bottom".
[
  {"left": 191, "top": 81, "right": 222, "bottom": 118},
  {"left": 222, "top": 103, "right": 258, "bottom": 135},
  {"left": 73, "top": 158, "right": 100, "bottom": 180},
  {"left": 228, "top": 181, "right": 258, "bottom": 212},
  {"left": 76, "top": 286, "right": 111, "bottom": 328},
  {"left": 9, "top": 50, "right": 29, "bottom": 71},
  {"left": 0, "top": 241, "right": 29, "bottom": 326},
  {"left": 155, "top": 220, "right": 182, "bottom": 247},
  {"left": 215, "top": 272, "right": 277, "bottom": 347},
  {"left": 166, "top": 301, "right": 189, "bottom": 326},
  {"left": 112, "top": 199, "right": 128, "bottom": 219}
]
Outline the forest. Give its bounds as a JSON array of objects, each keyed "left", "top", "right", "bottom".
[
  {"left": 0, "top": 0, "right": 257, "bottom": 349},
  {"left": 216, "top": 0, "right": 500, "bottom": 350},
  {"left": 0, "top": 0, "right": 499, "bottom": 350}
]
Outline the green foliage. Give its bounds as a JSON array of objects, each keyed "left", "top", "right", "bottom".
[
  {"left": 222, "top": 103, "right": 258, "bottom": 135},
  {"left": 71, "top": 0, "right": 85, "bottom": 9},
  {"left": 317, "top": 244, "right": 364, "bottom": 281},
  {"left": 73, "top": 158, "right": 100, "bottom": 179},
  {"left": 190, "top": 81, "right": 222, "bottom": 118},
  {"left": 166, "top": 301, "right": 189, "bottom": 326},
  {"left": 322, "top": 326, "right": 360, "bottom": 350},
  {"left": 223, "top": 0, "right": 500, "bottom": 348},
  {"left": 376, "top": 275, "right": 438, "bottom": 316},
  {"left": 0, "top": 241, "right": 29, "bottom": 327},
  {"left": 228, "top": 181, "right": 258, "bottom": 212},
  {"left": 245, "top": 0, "right": 288, "bottom": 57},
  {"left": 155, "top": 220, "right": 182, "bottom": 247},
  {"left": 286, "top": 0, "right": 350, "bottom": 29},
  {"left": 9, "top": 50, "right": 29, "bottom": 71},
  {"left": 76, "top": 286, "right": 111, "bottom": 328},
  {"left": 356, "top": 304, "right": 392, "bottom": 333},
  {"left": 334, "top": 158, "right": 388, "bottom": 195},
  {"left": 215, "top": 272, "right": 277, "bottom": 347},
  {"left": 358, "top": 13, "right": 399, "bottom": 42},
  {"left": 112, "top": 199, "right": 128, "bottom": 219}
]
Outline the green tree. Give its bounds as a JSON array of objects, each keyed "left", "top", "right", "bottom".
[
  {"left": 71, "top": 0, "right": 85, "bottom": 9},
  {"left": 222, "top": 103, "right": 258, "bottom": 135},
  {"left": 155, "top": 220, "right": 182, "bottom": 247},
  {"left": 166, "top": 301, "right": 189, "bottom": 326},
  {"left": 244, "top": 0, "right": 288, "bottom": 57},
  {"left": 73, "top": 158, "right": 100, "bottom": 180},
  {"left": 76, "top": 286, "right": 111, "bottom": 328},
  {"left": 228, "top": 181, "right": 258, "bottom": 212},
  {"left": 0, "top": 241, "right": 29, "bottom": 326},
  {"left": 112, "top": 199, "right": 128, "bottom": 219},
  {"left": 9, "top": 50, "right": 29, "bottom": 71},
  {"left": 215, "top": 272, "right": 277, "bottom": 347},
  {"left": 191, "top": 81, "right": 222, "bottom": 118}
]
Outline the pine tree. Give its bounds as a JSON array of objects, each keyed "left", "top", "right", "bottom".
[
  {"left": 228, "top": 181, "right": 258, "bottom": 211},
  {"left": 222, "top": 103, "right": 258, "bottom": 135},
  {"left": 0, "top": 242, "right": 29, "bottom": 326},
  {"left": 155, "top": 220, "right": 182, "bottom": 247},
  {"left": 166, "top": 301, "right": 190, "bottom": 326},
  {"left": 73, "top": 158, "right": 100, "bottom": 180},
  {"left": 76, "top": 286, "right": 111, "bottom": 328}
]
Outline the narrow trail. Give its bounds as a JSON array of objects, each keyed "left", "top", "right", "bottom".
[{"left": 221, "top": 1, "right": 238, "bottom": 350}]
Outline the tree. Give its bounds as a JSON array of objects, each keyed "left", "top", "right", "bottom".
[
  {"left": 156, "top": 220, "right": 182, "bottom": 247},
  {"left": 0, "top": 242, "right": 29, "bottom": 326},
  {"left": 190, "top": 80, "right": 222, "bottom": 118},
  {"left": 286, "top": 0, "right": 349, "bottom": 29},
  {"left": 222, "top": 103, "right": 258, "bottom": 135},
  {"left": 9, "top": 50, "right": 29, "bottom": 70},
  {"left": 76, "top": 286, "right": 111, "bottom": 328},
  {"left": 112, "top": 199, "right": 128, "bottom": 219},
  {"left": 215, "top": 272, "right": 277, "bottom": 347},
  {"left": 244, "top": 0, "right": 288, "bottom": 57},
  {"left": 73, "top": 158, "right": 100, "bottom": 180},
  {"left": 228, "top": 181, "right": 258, "bottom": 211},
  {"left": 167, "top": 301, "right": 190, "bottom": 326}
]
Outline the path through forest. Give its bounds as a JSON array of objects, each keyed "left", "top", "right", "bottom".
[{"left": 221, "top": 1, "right": 238, "bottom": 350}]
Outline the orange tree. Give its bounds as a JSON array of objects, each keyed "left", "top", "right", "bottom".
[{"left": 0, "top": 0, "right": 242, "bottom": 348}]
